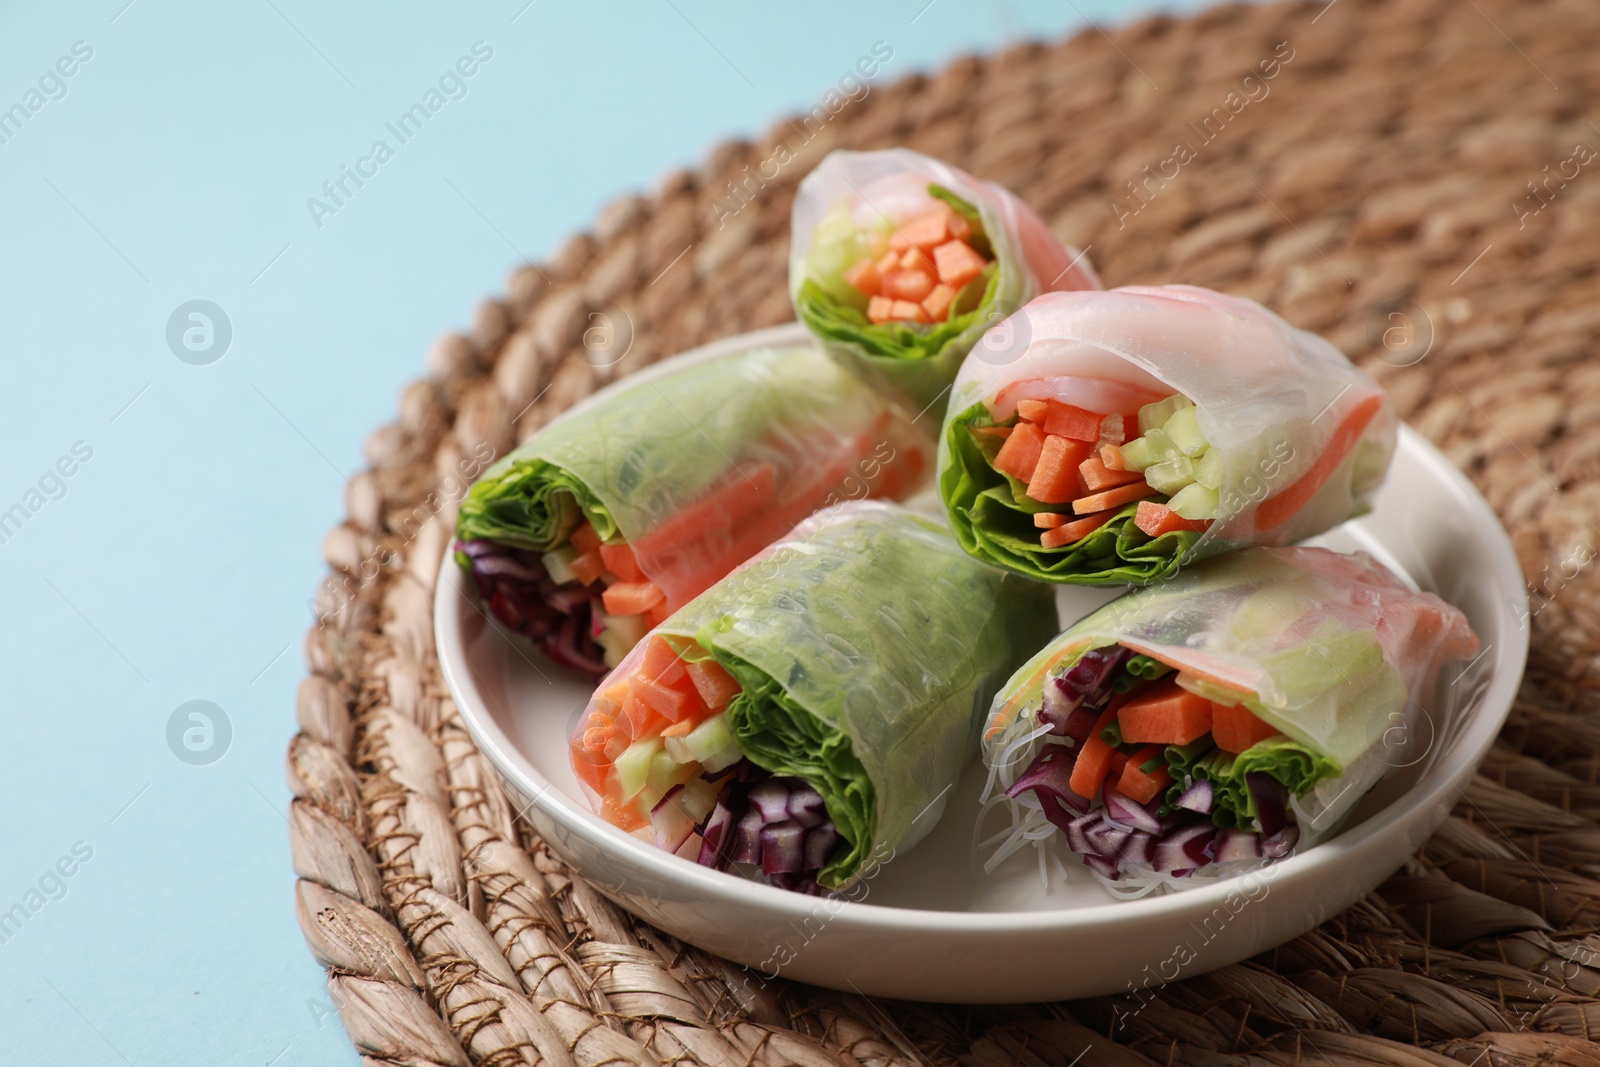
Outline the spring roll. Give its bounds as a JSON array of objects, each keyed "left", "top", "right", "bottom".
[
  {"left": 790, "top": 148, "right": 1100, "bottom": 418},
  {"left": 981, "top": 546, "right": 1478, "bottom": 893},
  {"left": 455, "top": 343, "right": 932, "bottom": 676},
  {"left": 570, "top": 502, "right": 1056, "bottom": 893},
  {"left": 940, "top": 286, "right": 1397, "bottom": 585}
]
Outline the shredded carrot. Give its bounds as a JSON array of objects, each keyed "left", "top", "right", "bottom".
[
  {"left": 1132, "top": 501, "right": 1213, "bottom": 537},
  {"left": 1079, "top": 455, "right": 1143, "bottom": 493},
  {"left": 1040, "top": 510, "right": 1115, "bottom": 548},
  {"left": 992, "top": 421, "right": 1047, "bottom": 483},
  {"left": 1026, "top": 435, "right": 1091, "bottom": 504},
  {"left": 1072, "top": 481, "right": 1159, "bottom": 515},
  {"left": 602, "top": 580, "right": 665, "bottom": 617}
]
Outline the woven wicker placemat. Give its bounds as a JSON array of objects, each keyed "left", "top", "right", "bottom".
[{"left": 290, "top": 0, "right": 1600, "bottom": 1062}]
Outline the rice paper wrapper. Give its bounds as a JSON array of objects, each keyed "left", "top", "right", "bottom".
[
  {"left": 790, "top": 148, "right": 1100, "bottom": 417},
  {"left": 592, "top": 501, "right": 1056, "bottom": 887},
  {"left": 940, "top": 286, "right": 1399, "bottom": 584},
  {"left": 456, "top": 342, "right": 931, "bottom": 611},
  {"left": 984, "top": 546, "right": 1479, "bottom": 848}
]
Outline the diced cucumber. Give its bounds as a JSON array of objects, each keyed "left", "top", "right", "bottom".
[
  {"left": 602, "top": 612, "right": 650, "bottom": 649},
  {"left": 1194, "top": 449, "right": 1224, "bottom": 491},
  {"left": 1118, "top": 436, "right": 1157, "bottom": 472},
  {"left": 1144, "top": 455, "right": 1196, "bottom": 495},
  {"left": 1163, "top": 406, "right": 1208, "bottom": 457},
  {"left": 615, "top": 737, "right": 661, "bottom": 801},
  {"left": 662, "top": 713, "right": 733, "bottom": 764},
  {"left": 647, "top": 748, "right": 695, "bottom": 797},
  {"left": 1138, "top": 394, "right": 1193, "bottom": 436},
  {"left": 1099, "top": 413, "right": 1126, "bottom": 447},
  {"left": 598, "top": 629, "right": 630, "bottom": 670},
  {"left": 542, "top": 546, "right": 579, "bottom": 585},
  {"left": 675, "top": 777, "right": 720, "bottom": 823},
  {"left": 1350, "top": 437, "right": 1389, "bottom": 496},
  {"left": 699, "top": 740, "right": 744, "bottom": 773},
  {"left": 1167, "top": 482, "right": 1220, "bottom": 520}
]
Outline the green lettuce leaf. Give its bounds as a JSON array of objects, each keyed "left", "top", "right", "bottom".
[{"left": 454, "top": 344, "right": 903, "bottom": 555}]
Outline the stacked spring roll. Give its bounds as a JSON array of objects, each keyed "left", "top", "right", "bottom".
[
  {"left": 940, "top": 286, "right": 1397, "bottom": 584},
  {"left": 981, "top": 546, "right": 1478, "bottom": 893},
  {"left": 569, "top": 502, "right": 1056, "bottom": 893},
  {"left": 455, "top": 343, "right": 931, "bottom": 676},
  {"left": 790, "top": 148, "right": 1100, "bottom": 417}
]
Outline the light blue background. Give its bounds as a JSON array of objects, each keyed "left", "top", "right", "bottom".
[{"left": 0, "top": 2, "right": 1215, "bottom": 1062}]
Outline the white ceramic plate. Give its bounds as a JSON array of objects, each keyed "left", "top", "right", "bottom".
[{"left": 435, "top": 324, "right": 1527, "bottom": 1003}]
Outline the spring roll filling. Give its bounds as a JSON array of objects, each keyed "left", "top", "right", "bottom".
[
  {"left": 1005, "top": 640, "right": 1345, "bottom": 880},
  {"left": 571, "top": 634, "right": 857, "bottom": 894}
]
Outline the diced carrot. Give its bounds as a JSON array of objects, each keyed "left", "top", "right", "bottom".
[
  {"left": 599, "top": 681, "right": 632, "bottom": 715},
  {"left": 1034, "top": 512, "right": 1069, "bottom": 529},
  {"left": 660, "top": 717, "right": 696, "bottom": 738},
  {"left": 948, "top": 212, "right": 972, "bottom": 241},
  {"left": 991, "top": 421, "right": 1046, "bottom": 483},
  {"left": 933, "top": 239, "right": 988, "bottom": 288},
  {"left": 602, "top": 580, "right": 665, "bottom": 617},
  {"left": 882, "top": 270, "right": 934, "bottom": 302},
  {"left": 570, "top": 523, "right": 602, "bottom": 554},
  {"left": 572, "top": 749, "right": 610, "bottom": 794},
  {"left": 1017, "top": 399, "right": 1051, "bottom": 423},
  {"left": 603, "top": 732, "right": 628, "bottom": 761},
  {"left": 1040, "top": 510, "right": 1115, "bottom": 548},
  {"left": 1132, "top": 501, "right": 1213, "bottom": 537},
  {"left": 579, "top": 726, "right": 610, "bottom": 754},
  {"left": 890, "top": 299, "right": 931, "bottom": 323},
  {"left": 1118, "top": 678, "right": 1213, "bottom": 745},
  {"left": 1068, "top": 702, "right": 1124, "bottom": 800},
  {"left": 897, "top": 209, "right": 952, "bottom": 252},
  {"left": 685, "top": 659, "right": 741, "bottom": 711},
  {"left": 843, "top": 257, "right": 881, "bottom": 297},
  {"left": 922, "top": 283, "right": 957, "bottom": 321},
  {"left": 1257, "top": 394, "right": 1383, "bottom": 530},
  {"left": 1072, "top": 481, "right": 1159, "bottom": 515},
  {"left": 645, "top": 600, "right": 673, "bottom": 628},
  {"left": 898, "top": 247, "right": 932, "bottom": 272},
  {"left": 874, "top": 250, "right": 900, "bottom": 276},
  {"left": 600, "top": 794, "right": 648, "bottom": 832},
  {"left": 570, "top": 549, "right": 606, "bottom": 586},
  {"left": 1041, "top": 402, "right": 1103, "bottom": 442},
  {"left": 1100, "top": 444, "right": 1127, "bottom": 471},
  {"left": 1079, "top": 455, "right": 1144, "bottom": 493},
  {"left": 598, "top": 542, "right": 643, "bottom": 582},
  {"left": 1212, "top": 703, "right": 1280, "bottom": 753},
  {"left": 639, "top": 635, "right": 686, "bottom": 686},
  {"left": 630, "top": 674, "right": 698, "bottom": 724},
  {"left": 1107, "top": 749, "right": 1131, "bottom": 783},
  {"left": 621, "top": 689, "right": 671, "bottom": 738},
  {"left": 1026, "top": 435, "right": 1092, "bottom": 505},
  {"left": 1116, "top": 745, "right": 1173, "bottom": 805},
  {"left": 866, "top": 295, "right": 895, "bottom": 324},
  {"left": 971, "top": 424, "right": 1012, "bottom": 443}
]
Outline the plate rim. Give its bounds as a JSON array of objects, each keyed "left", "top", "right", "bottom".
[{"left": 435, "top": 327, "right": 1529, "bottom": 935}]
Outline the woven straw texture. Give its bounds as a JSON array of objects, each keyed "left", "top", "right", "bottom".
[{"left": 290, "top": 0, "right": 1600, "bottom": 1062}]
